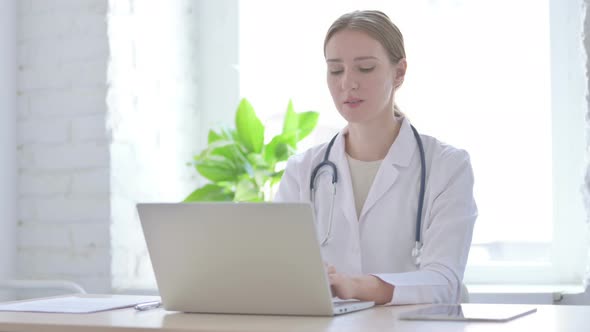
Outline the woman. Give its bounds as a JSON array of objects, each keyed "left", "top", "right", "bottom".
[{"left": 275, "top": 10, "right": 477, "bottom": 305}]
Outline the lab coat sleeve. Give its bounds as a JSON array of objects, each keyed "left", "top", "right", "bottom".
[
  {"left": 273, "top": 156, "right": 303, "bottom": 202},
  {"left": 373, "top": 149, "right": 477, "bottom": 305}
]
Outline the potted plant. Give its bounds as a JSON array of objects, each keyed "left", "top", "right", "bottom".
[{"left": 185, "top": 98, "right": 319, "bottom": 202}]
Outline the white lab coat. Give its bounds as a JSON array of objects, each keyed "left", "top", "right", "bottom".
[{"left": 274, "top": 117, "right": 477, "bottom": 305}]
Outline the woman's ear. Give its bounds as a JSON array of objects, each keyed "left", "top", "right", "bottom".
[{"left": 394, "top": 58, "right": 407, "bottom": 89}]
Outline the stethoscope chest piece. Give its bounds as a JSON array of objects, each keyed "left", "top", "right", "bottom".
[{"left": 412, "top": 241, "right": 423, "bottom": 266}]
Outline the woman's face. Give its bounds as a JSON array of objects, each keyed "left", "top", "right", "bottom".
[{"left": 325, "top": 29, "right": 405, "bottom": 125}]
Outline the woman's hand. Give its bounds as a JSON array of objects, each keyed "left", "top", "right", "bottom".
[
  {"left": 326, "top": 264, "right": 358, "bottom": 300},
  {"left": 325, "top": 264, "right": 394, "bottom": 305}
]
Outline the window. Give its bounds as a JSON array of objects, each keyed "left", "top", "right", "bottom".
[{"left": 240, "top": 0, "right": 588, "bottom": 286}]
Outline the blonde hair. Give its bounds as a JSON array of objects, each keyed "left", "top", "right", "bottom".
[{"left": 324, "top": 10, "right": 406, "bottom": 117}]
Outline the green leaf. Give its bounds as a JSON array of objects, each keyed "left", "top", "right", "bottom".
[
  {"left": 187, "top": 99, "right": 319, "bottom": 204},
  {"left": 274, "top": 142, "right": 291, "bottom": 162},
  {"left": 206, "top": 140, "right": 247, "bottom": 167},
  {"left": 235, "top": 98, "right": 264, "bottom": 153},
  {"left": 270, "top": 170, "right": 285, "bottom": 186},
  {"left": 252, "top": 169, "right": 270, "bottom": 189},
  {"left": 242, "top": 156, "right": 255, "bottom": 177},
  {"left": 295, "top": 111, "right": 319, "bottom": 142},
  {"left": 195, "top": 156, "right": 239, "bottom": 182},
  {"left": 207, "top": 129, "right": 223, "bottom": 144},
  {"left": 263, "top": 132, "right": 296, "bottom": 164},
  {"left": 184, "top": 184, "right": 234, "bottom": 202},
  {"left": 205, "top": 139, "right": 237, "bottom": 153},
  {"left": 234, "top": 178, "right": 263, "bottom": 202},
  {"left": 263, "top": 136, "right": 280, "bottom": 165},
  {"left": 219, "top": 127, "right": 240, "bottom": 142},
  {"left": 281, "top": 101, "right": 319, "bottom": 145},
  {"left": 282, "top": 100, "right": 298, "bottom": 135},
  {"left": 247, "top": 153, "right": 268, "bottom": 169}
]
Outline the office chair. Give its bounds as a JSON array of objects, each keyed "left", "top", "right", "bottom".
[{"left": 460, "top": 283, "right": 470, "bottom": 303}]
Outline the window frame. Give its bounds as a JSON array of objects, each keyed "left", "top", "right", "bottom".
[{"left": 464, "top": 0, "right": 588, "bottom": 287}]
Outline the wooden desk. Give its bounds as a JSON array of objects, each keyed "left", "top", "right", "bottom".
[{"left": 0, "top": 295, "right": 588, "bottom": 332}]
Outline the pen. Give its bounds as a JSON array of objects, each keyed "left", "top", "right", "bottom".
[{"left": 134, "top": 301, "right": 161, "bottom": 311}]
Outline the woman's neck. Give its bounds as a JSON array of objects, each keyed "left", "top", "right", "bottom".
[{"left": 345, "top": 113, "right": 401, "bottom": 162}]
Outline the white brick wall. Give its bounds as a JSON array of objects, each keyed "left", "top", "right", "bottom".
[
  {"left": 25, "top": 143, "right": 109, "bottom": 170},
  {"left": 18, "top": 118, "right": 70, "bottom": 144},
  {"left": 0, "top": 0, "right": 17, "bottom": 288},
  {"left": 19, "top": 173, "right": 70, "bottom": 196},
  {"left": 29, "top": 88, "right": 107, "bottom": 116},
  {"left": 16, "top": 0, "right": 111, "bottom": 293}
]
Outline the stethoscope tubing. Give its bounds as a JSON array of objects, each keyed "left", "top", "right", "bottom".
[{"left": 310, "top": 125, "right": 426, "bottom": 264}]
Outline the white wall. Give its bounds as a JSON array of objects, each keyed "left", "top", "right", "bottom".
[
  {"left": 16, "top": 0, "right": 111, "bottom": 293},
  {"left": 107, "top": 0, "right": 238, "bottom": 292},
  {"left": 0, "top": 0, "right": 17, "bottom": 284}
]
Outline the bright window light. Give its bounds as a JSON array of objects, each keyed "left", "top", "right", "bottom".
[{"left": 239, "top": 0, "right": 587, "bottom": 285}]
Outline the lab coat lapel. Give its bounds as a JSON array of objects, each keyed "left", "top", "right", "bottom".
[
  {"left": 361, "top": 118, "right": 417, "bottom": 218},
  {"left": 331, "top": 131, "right": 359, "bottom": 224},
  {"left": 361, "top": 163, "right": 400, "bottom": 218}
]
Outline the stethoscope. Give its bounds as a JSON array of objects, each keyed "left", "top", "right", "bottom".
[{"left": 309, "top": 124, "right": 427, "bottom": 266}]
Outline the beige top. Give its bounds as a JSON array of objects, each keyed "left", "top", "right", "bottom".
[{"left": 345, "top": 153, "right": 383, "bottom": 219}]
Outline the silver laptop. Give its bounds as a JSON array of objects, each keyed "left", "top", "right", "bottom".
[{"left": 137, "top": 202, "right": 375, "bottom": 316}]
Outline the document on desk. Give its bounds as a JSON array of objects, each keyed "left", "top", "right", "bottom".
[{"left": 0, "top": 294, "right": 161, "bottom": 314}]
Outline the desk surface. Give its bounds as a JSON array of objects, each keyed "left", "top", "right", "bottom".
[{"left": 0, "top": 295, "right": 588, "bottom": 332}]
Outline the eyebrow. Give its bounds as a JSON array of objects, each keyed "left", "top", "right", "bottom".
[{"left": 326, "top": 56, "right": 379, "bottom": 63}]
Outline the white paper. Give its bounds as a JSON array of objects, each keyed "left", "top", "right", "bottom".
[{"left": 0, "top": 295, "right": 161, "bottom": 314}]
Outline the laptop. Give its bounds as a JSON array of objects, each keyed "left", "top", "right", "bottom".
[{"left": 137, "top": 202, "right": 375, "bottom": 316}]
